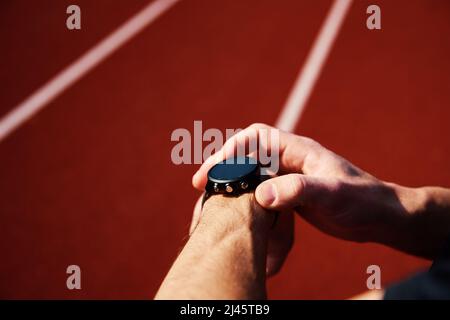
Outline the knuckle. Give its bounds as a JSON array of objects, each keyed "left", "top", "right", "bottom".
[
  {"left": 298, "top": 135, "right": 324, "bottom": 152},
  {"left": 249, "top": 123, "right": 271, "bottom": 130},
  {"left": 298, "top": 135, "right": 316, "bottom": 145},
  {"left": 287, "top": 174, "right": 305, "bottom": 198}
]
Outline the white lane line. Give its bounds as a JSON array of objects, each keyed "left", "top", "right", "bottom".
[
  {"left": 0, "top": 0, "right": 181, "bottom": 143},
  {"left": 275, "top": 0, "right": 353, "bottom": 132}
]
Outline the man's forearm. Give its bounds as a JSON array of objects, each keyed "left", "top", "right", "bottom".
[
  {"left": 380, "top": 184, "right": 450, "bottom": 259},
  {"left": 155, "top": 194, "right": 273, "bottom": 299}
]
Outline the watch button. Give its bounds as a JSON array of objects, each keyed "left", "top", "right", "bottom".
[
  {"left": 240, "top": 181, "right": 248, "bottom": 190},
  {"left": 225, "top": 184, "right": 233, "bottom": 193}
]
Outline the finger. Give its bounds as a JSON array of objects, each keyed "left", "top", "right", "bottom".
[
  {"left": 192, "top": 123, "right": 326, "bottom": 190},
  {"left": 189, "top": 194, "right": 204, "bottom": 235},
  {"left": 255, "top": 174, "right": 335, "bottom": 211},
  {"left": 192, "top": 124, "right": 264, "bottom": 189},
  {"left": 266, "top": 210, "right": 294, "bottom": 277}
]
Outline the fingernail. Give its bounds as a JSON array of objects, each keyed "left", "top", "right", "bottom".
[{"left": 258, "top": 183, "right": 276, "bottom": 206}]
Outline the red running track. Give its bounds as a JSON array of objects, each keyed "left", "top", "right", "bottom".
[{"left": 1, "top": 0, "right": 450, "bottom": 299}]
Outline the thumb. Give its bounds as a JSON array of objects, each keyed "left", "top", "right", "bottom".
[{"left": 255, "top": 174, "right": 330, "bottom": 210}]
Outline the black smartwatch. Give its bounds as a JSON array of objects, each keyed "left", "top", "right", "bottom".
[{"left": 202, "top": 156, "right": 262, "bottom": 206}]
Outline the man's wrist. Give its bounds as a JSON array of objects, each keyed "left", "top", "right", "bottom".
[
  {"left": 199, "top": 193, "right": 273, "bottom": 236},
  {"left": 380, "top": 183, "right": 450, "bottom": 258}
]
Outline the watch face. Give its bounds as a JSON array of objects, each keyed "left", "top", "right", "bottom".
[{"left": 207, "top": 156, "right": 259, "bottom": 184}]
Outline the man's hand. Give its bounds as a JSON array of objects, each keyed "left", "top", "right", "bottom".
[{"left": 193, "top": 123, "right": 450, "bottom": 259}]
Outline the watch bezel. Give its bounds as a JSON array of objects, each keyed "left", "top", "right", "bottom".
[{"left": 205, "top": 156, "right": 261, "bottom": 196}]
